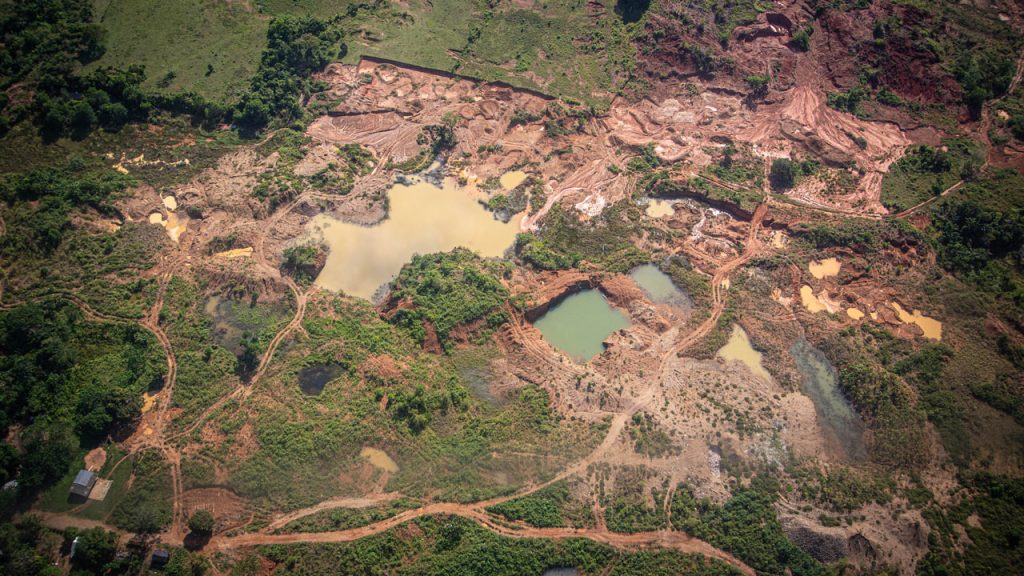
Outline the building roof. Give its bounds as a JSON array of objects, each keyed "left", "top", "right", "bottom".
[
  {"left": 152, "top": 549, "right": 171, "bottom": 565},
  {"left": 70, "top": 470, "right": 97, "bottom": 497}
]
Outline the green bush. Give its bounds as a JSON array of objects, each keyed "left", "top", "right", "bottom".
[
  {"left": 188, "top": 510, "right": 215, "bottom": 534},
  {"left": 769, "top": 158, "right": 798, "bottom": 190}
]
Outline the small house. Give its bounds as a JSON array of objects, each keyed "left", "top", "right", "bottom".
[
  {"left": 70, "top": 470, "right": 97, "bottom": 498},
  {"left": 151, "top": 549, "right": 170, "bottom": 568}
]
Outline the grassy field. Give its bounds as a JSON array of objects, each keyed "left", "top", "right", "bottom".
[
  {"left": 880, "top": 138, "right": 981, "bottom": 212},
  {"left": 341, "top": 0, "right": 639, "bottom": 103},
  {"left": 86, "top": 0, "right": 639, "bottom": 105},
  {"left": 88, "top": 0, "right": 269, "bottom": 102}
]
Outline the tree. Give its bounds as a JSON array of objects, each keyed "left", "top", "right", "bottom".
[
  {"left": 69, "top": 100, "right": 96, "bottom": 134},
  {"left": 188, "top": 510, "right": 215, "bottom": 535},
  {"left": 616, "top": 0, "right": 651, "bottom": 23},
  {"left": 18, "top": 423, "right": 77, "bottom": 490},
  {"left": 791, "top": 26, "right": 812, "bottom": 52},
  {"left": 73, "top": 528, "right": 117, "bottom": 572},
  {"left": 769, "top": 158, "right": 798, "bottom": 190},
  {"left": 166, "top": 550, "right": 208, "bottom": 576},
  {"left": 99, "top": 102, "right": 128, "bottom": 131},
  {"left": 745, "top": 75, "right": 769, "bottom": 99}
]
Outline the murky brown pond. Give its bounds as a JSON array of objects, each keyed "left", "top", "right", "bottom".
[
  {"left": 808, "top": 257, "right": 840, "bottom": 279},
  {"left": 310, "top": 176, "right": 520, "bottom": 300},
  {"left": 891, "top": 302, "right": 942, "bottom": 340},
  {"left": 717, "top": 325, "right": 771, "bottom": 382},
  {"left": 645, "top": 199, "right": 675, "bottom": 218},
  {"left": 360, "top": 447, "right": 398, "bottom": 473}
]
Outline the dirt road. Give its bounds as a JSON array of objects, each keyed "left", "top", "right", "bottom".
[{"left": 213, "top": 503, "right": 755, "bottom": 576}]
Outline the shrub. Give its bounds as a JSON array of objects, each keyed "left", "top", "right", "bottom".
[
  {"left": 188, "top": 510, "right": 215, "bottom": 534},
  {"left": 769, "top": 158, "right": 798, "bottom": 190}
]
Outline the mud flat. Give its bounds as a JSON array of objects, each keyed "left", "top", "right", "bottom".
[
  {"left": 629, "top": 264, "right": 692, "bottom": 311},
  {"left": 310, "top": 176, "right": 520, "bottom": 300},
  {"left": 533, "top": 289, "right": 630, "bottom": 362},
  {"left": 717, "top": 325, "right": 771, "bottom": 382},
  {"left": 791, "top": 340, "right": 866, "bottom": 461}
]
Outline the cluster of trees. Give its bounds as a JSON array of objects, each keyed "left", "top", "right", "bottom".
[
  {"left": 486, "top": 482, "right": 570, "bottom": 528},
  {"left": 0, "top": 0, "right": 104, "bottom": 133},
  {"left": 826, "top": 85, "right": 868, "bottom": 115},
  {"left": 837, "top": 352, "right": 933, "bottom": 469},
  {"left": 2, "top": 520, "right": 208, "bottom": 576},
  {"left": 677, "top": 476, "right": 829, "bottom": 576},
  {"left": 383, "top": 382, "right": 467, "bottom": 434},
  {"left": 954, "top": 49, "right": 1016, "bottom": 118},
  {"left": 234, "top": 16, "right": 345, "bottom": 132},
  {"left": 933, "top": 200, "right": 1024, "bottom": 279},
  {"left": 899, "top": 144, "right": 954, "bottom": 175},
  {"left": 281, "top": 244, "right": 324, "bottom": 283},
  {"left": 0, "top": 301, "right": 162, "bottom": 507},
  {"left": 388, "top": 249, "right": 510, "bottom": 351},
  {"left": 0, "top": 162, "right": 131, "bottom": 256}
]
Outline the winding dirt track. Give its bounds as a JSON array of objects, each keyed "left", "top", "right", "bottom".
[{"left": 214, "top": 504, "right": 755, "bottom": 575}]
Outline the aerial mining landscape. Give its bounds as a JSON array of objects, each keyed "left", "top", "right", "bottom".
[{"left": 1, "top": 0, "right": 1023, "bottom": 575}]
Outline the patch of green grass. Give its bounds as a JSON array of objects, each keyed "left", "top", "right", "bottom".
[
  {"left": 110, "top": 450, "right": 173, "bottom": 533},
  {"left": 880, "top": 138, "right": 981, "bottom": 212},
  {"left": 36, "top": 451, "right": 88, "bottom": 513},
  {"left": 76, "top": 452, "right": 134, "bottom": 522},
  {"left": 275, "top": 497, "right": 421, "bottom": 533},
  {"left": 257, "top": 514, "right": 741, "bottom": 576},
  {"left": 486, "top": 481, "right": 571, "bottom": 528},
  {"left": 339, "top": 0, "right": 642, "bottom": 104},
  {"left": 159, "top": 277, "right": 242, "bottom": 426},
  {"left": 88, "top": 0, "right": 269, "bottom": 102}
]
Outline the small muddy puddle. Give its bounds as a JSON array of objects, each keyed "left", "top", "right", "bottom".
[
  {"left": 645, "top": 199, "right": 675, "bottom": 218},
  {"left": 534, "top": 289, "right": 630, "bottom": 363},
  {"left": 808, "top": 257, "right": 840, "bottom": 279},
  {"left": 791, "top": 339, "right": 866, "bottom": 461},
  {"left": 360, "top": 447, "right": 398, "bottom": 473},
  {"left": 891, "top": 302, "right": 942, "bottom": 340},
  {"left": 629, "top": 264, "right": 692, "bottom": 311},
  {"left": 800, "top": 285, "right": 840, "bottom": 314},
  {"left": 499, "top": 170, "right": 527, "bottom": 190},
  {"left": 141, "top": 391, "right": 157, "bottom": 414},
  {"left": 310, "top": 176, "right": 520, "bottom": 300},
  {"left": 298, "top": 363, "right": 345, "bottom": 396},
  {"left": 717, "top": 325, "right": 771, "bottom": 382},
  {"left": 205, "top": 296, "right": 289, "bottom": 356}
]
